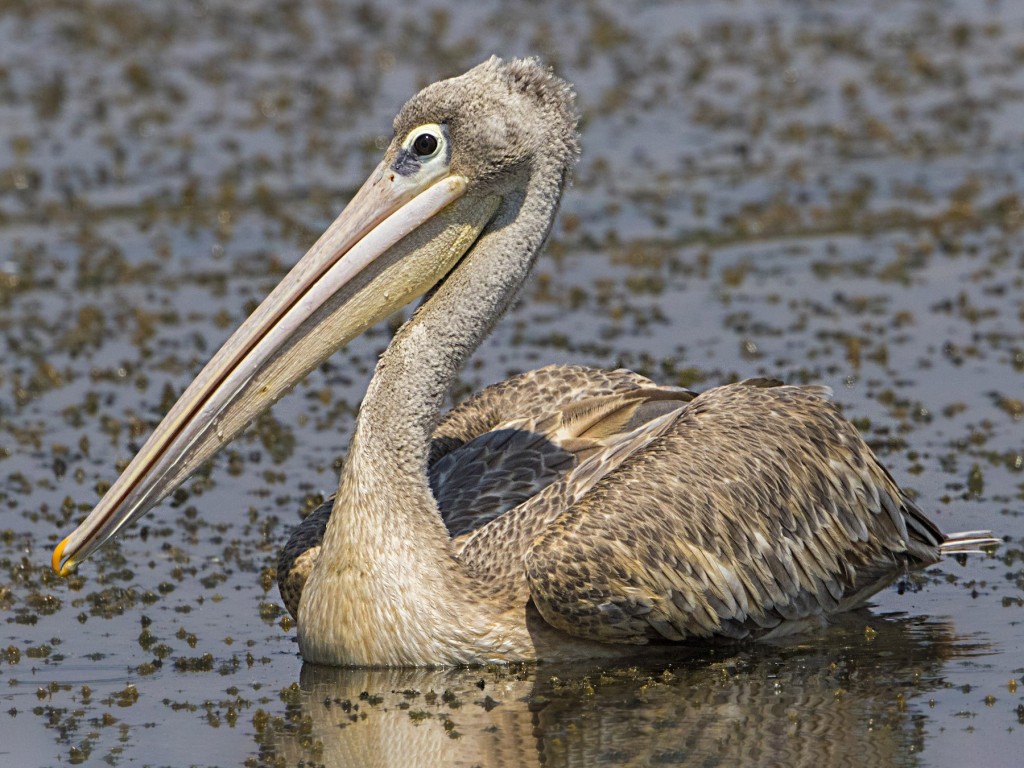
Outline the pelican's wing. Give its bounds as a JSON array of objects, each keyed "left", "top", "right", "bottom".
[
  {"left": 522, "top": 380, "right": 948, "bottom": 644},
  {"left": 430, "top": 427, "right": 578, "bottom": 536},
  {"left": 429, "top": 364, "right": 670, "bottom": 462},
  {"left": 428, "top": 361, "right": 692, "bottom": 536},
  {"left": 454, "top": 397, "right": 691, "bottom": 591},
  {"left": 436, "top": 384, "right": 695, "bottom": 536}
]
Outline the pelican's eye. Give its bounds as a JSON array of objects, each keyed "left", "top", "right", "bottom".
[
  {"left": 412, "top": 132, "right": 439, "bottom": 158},
  {"left": 394, "top": 123, "right": 447, "bottom": 177},
  {"left": 402, "top": 124, "right": 446, "bottom": 160}
]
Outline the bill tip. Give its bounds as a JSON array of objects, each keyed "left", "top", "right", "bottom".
[{"left": 52, "top": 536, "right": 73, "bottom": 576}]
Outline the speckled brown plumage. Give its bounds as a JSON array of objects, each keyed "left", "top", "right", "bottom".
[
  {"left": 281, "top": 369, "right": 992, "bottom": 644},
  {"left": 519, "top": 380, "right": 945, "bottom": 643},
  {"left": 428, "top": 365, "right": 664, "bottom": 461}
]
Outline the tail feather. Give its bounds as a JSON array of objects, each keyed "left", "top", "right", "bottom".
[{"left": 939, "top": 530, "right": 1000, "bottom": 555}]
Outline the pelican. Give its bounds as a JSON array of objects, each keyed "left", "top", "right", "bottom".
[{"left": 52, "top": 58, "right": 997, "bottom": 666}]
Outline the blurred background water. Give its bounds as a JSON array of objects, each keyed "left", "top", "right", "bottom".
[{"left": 1, "top": 1, "right": 1022, "bottom": 765}]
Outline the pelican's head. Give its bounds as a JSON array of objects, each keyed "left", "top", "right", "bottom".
[{"left": 52, "top": 57, "right": 578, "bottom": 576}]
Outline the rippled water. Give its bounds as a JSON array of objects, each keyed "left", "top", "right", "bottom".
[{"left": 1, "top": 1, "right": 1022, "bottom": 766}]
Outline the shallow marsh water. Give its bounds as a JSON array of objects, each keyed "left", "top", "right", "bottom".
[{"left": 1, "top": 1, "right": 1023, "bottom": 766}]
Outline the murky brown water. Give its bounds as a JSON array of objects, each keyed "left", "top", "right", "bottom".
[{"left": 1, "top": 1, "right": 1022, "bottom": 766}]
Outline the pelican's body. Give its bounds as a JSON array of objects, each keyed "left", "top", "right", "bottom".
[{"left": 54, "top": 58, "right": 996, "bottom": 666}]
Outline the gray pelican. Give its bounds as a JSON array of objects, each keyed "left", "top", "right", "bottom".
[{"left": 53, "top": 58, "right": 997, "bottom": 666}]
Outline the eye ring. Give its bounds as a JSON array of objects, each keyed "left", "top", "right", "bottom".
[
  {"left": 398, "top": 123, "right": 446, "bottom": 172},
  {"left": 412, "top": 132, "right": 440, "bottom": 158}
]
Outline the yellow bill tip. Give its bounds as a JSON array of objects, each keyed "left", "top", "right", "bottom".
[{"left": 52, "top": 536, "right": 73, "bottom": 576}]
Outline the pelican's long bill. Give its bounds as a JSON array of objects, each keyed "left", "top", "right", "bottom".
[{"left": 53, "top": 158, "right": 497, "bottom": 576}]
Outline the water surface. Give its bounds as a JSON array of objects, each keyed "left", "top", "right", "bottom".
[{"left": 1, "top": 1, "right": 1022, "bottom": 766}]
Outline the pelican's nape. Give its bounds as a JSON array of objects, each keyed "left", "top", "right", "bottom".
[{"left": 53, "top": 57, "right": 997, "bottom": 666}]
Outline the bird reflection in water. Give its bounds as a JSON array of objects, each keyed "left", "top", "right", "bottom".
[{"left": 258, "top": 612, "right": 986, "bottom": 768}]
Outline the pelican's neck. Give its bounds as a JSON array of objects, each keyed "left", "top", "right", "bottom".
[{"left": 299, "top": 159, "right": 567, "bottom": 666}]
